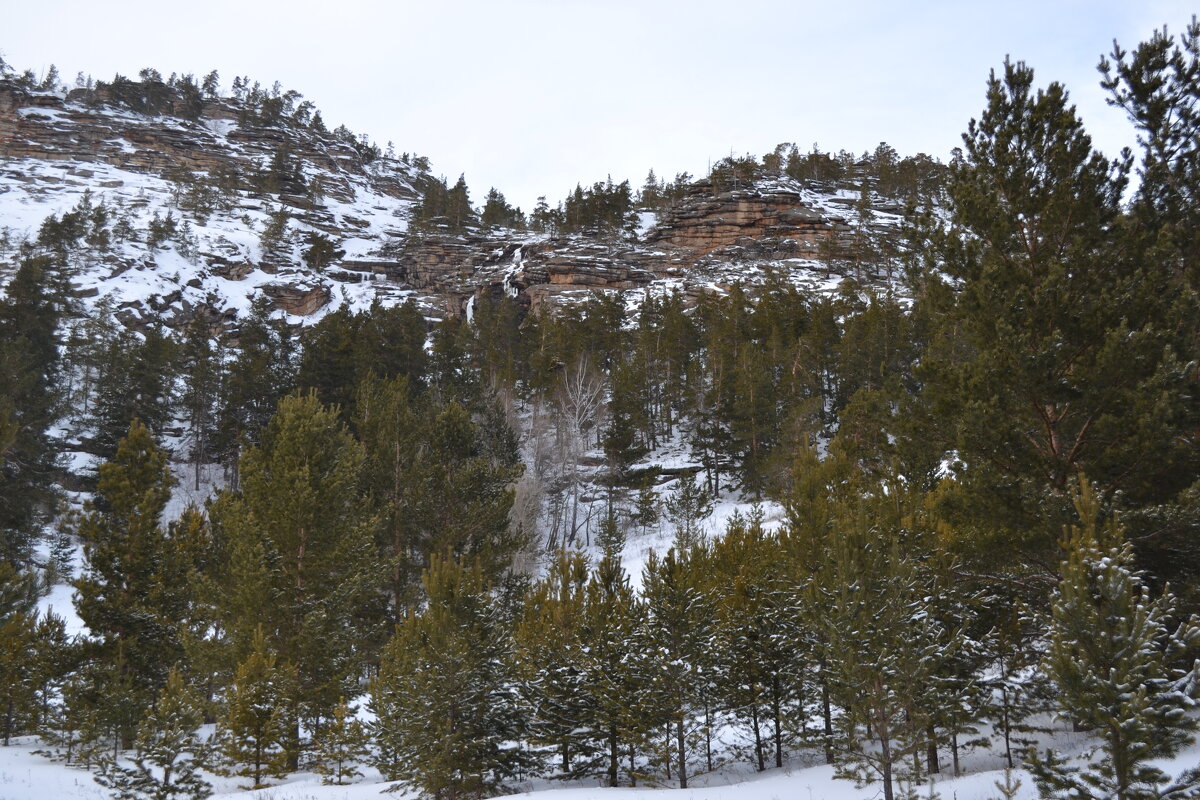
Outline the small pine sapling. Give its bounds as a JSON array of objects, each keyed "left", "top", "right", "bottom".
[
  {"left": 1028, "top": 478, "right": 1200, "bottom": 800},
  {"left": 217, "top": 628, "right": 294, "bottom": 789},
  {"left": 313, "top": 697, "right": 368, "bottom": 785},
  {"left": 95, "top": 668, "right": 212, "bottom": 800}
]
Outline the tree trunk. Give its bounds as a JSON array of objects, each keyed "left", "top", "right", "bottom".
[
  {"left": 704, "top": 692, "right": 714, "bottom": 772},
  {"left": 772, "top": 675, "right": 783, "bottom": 768},
  {"left": 664, "top": 723, "right": 672, "bottom": 780},
  {"left": 751, "top": 702, "right": 765, "bottom": 772},
  {"left": 677, "top": 713, "right": 688, "bottom": 788},
  {"left": 1001, "top": 686, "right": 1014, "bottom": 769},
  {"left": 877, "top": 708, "right": 895, "bottom": 800},
  {"left": 822, "top": 677, "right": 834, "bottom": 765},
  {"left": 926, "top": 721, "right": 939, "bottom": 774},
  {"left": 608, "top": 726, "right": 619, "bottom": 787}
]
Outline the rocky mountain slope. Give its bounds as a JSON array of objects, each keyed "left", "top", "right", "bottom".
[{"left": 0, "top": 76, "right": 906, "bottom": 330}]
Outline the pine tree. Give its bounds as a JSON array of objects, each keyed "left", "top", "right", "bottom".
[
  {"left": 0, "top": 562, "right": 39, "bottom": 744},
  {"left": 73, "top": 420, "right": 186, "bottom": 748},
  {"left": 808, "top": 503, "right": 965, "bottom": 800},
  {"left": 356, "top": 385, "right": 522, "bottom": 601},
  {"left": 96, "top": 668, "right": 212, "bottom": 800},
  {"left": 89, "top": 326, "right": 177, "bottom": 461},
  {"left": 1028, "top": 478, "right": 1200, "bottom": 800},
  {"left": 211, "top": 392, "right": 383, "bottom": 742},
  {"left": 511, "top": 549, "right": 591, "bottom": 777},
  {"left": 579, "top": 550, "right": 651, "bottom": 786},
  {"left": 354, "top": 375, "right": 425, "bottom": 614},
  {"left": 313, "top": 697, "right": 368, "bottom": 785},
  {"left": 217, "top": 628, "right": 294, "bottom": 789},
  {"left": 1100, "top": 17, "right": 1200, "bottom": 286},
  {"left": 177, "top": 320, "right": 221, "bottom": 492},
  {"left": 641, "top": 544, "right": 713, "bottom": 787},
  {"left": 371, "top": 553, "right": 529, "bottom": 799},
  {"left": 631, "top": 478, "right": 660, "bottom": 539},
  {"left": 915, "top": 57, "right": 1200, "bottom": 573},
  {"left": 214, "top": 297, "right": 296, "bottom": 483},
  {"left": 29, "top": 609, "right": 71, "bottom": 736},
  {"left": 1094, "top": 18, "right": 1200, "bottom": 599},
  {"left": 0, "top": 253, "right": 64, "bottom": 564},
  {"left": 707, "top": 510, "right": 802, "bottom": 773},
  {"left": 53, "top": 657, "right": 132, "bottom": 768},
  {"left": 664, "top": 473, "right": 713, "bottom": 550},
  {"left": 446, "top": 174, "right": 475, "bottom": 231}
]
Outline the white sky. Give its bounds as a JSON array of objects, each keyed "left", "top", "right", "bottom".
[{"left": 4, "top": 0, "right": 1196, "bottom": 210}]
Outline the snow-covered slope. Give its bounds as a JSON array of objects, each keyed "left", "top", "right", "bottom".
[
  {"left": 1, "top": 77, "right": 910, "bottom": 333},
  {"left": 0, "top": 78, "right": 424, "bottom": 329}
]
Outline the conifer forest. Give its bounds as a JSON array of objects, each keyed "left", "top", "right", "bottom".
[{"left": 1, "top": 17, "right": 1200, "bottom": 800}]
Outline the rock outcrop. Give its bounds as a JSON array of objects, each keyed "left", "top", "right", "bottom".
[
  {"left": 1, "top": 77, "right": 904, "bottom": 332},
  {"left": 644, "top": 179, "right": 846, "bottom": 258},
  {"left": 261, "top": 282, "right": 330, "bottom": 315}
]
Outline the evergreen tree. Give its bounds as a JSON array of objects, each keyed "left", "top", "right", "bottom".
[
  {"left": 915, "top": 58, "right": 1200, "bottom": 575},
  {"left": 0, "top": 253, "right": 64, "bottom": 564},
  {"left": 1095, "top": 18, "right": 1200, "bottom": 596},
  {"left": 211, "top": 392, "right": 383, "bottom": 742},
  {"left": 301, "top": 232, "right": 344, "bottom": 271},
  {"left": 177, "top": 320, "right": 222, "bottom": 492},
  {"left": 579, "top": 551, "right": 651, "bottom": 786},
  {"left": 707, "top": 510, "right": 801, "bottom": 772},
  {"left": 512, "top": 550, "right": 590, "bottom": 776},
  {"left": 89, "top": 326, "right": 176, "bottom": 461},
  {"left": 641, "top": 544, "right": 713, "bottom": 787},
  {"left": 664, "top": 473, "right": 714, "bottom": 550},
  {"left": 28, "top": 608, "right": 72, "bottom": 738},
  {"left": 632, "top": 478, "right": 660, "bottom": 539},
  {"left": 96, "top": 668, "right": 212, "bottom": 800},
  {"left": 313, "top": 697, "right": 368, "bottom": 785},
  {"left": 73, "top": 420, "right": 186, "bottom": 748},
  {"left": 808, "top": 503, "right": 965, "bottom": 800},
  {"left": 0, "top": 562, "right": 40, "bottom": 744},
  {"left": 298, "top": 301, "right": 428, "bottom": 422},
  {"left": 446, "top": 174, "right": 475, "bottom": 230},
  {"left": 1100, "top": 18, "right": 1200, "bottom": 287},
  {"left": 481, "top": 188, "right": 524, "bottom": 229},
  {"left": 357, "top": 383, "right": 522, "bottom": 601},
  {"left": 1028, "top": 478, "right": 1200, "bottom": 800},
  {"left": 214, "top": 298, "right": 296, "bottom": 482},
  {"left": 217, "top": 628, "right": 294, "bottom": 789},
  {"left": 371, "top": 554, "right": 529, "bottom": 799}
]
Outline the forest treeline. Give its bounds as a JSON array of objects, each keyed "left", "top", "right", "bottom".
[{"left": 2, "top": 21, "right": 1200, "bottom": 800}]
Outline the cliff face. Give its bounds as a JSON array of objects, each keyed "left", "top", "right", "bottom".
[
  {"left": 1, "top": 78, "right": 900, "bottom": 332},
  {"left": 645, "top": 179, "right": 843, "bottom": 256},
  {"left": 367, "top": 177, "right": 866, "bottom": 315}
]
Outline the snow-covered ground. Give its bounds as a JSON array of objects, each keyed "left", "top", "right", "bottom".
[{"left": 2, "top": 727, "right": 1197, "bottom": 800}]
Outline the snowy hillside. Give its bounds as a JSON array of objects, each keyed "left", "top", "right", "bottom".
[
  {"left": 0, "top": 78, "right": 428, "bottom": 330},
  {"left": 1, "top": 75, "right": 915, "bottom": 335}
]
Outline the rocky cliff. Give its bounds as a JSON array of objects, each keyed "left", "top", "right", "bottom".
[{"left": 0, "top": 78, "right": 904, "bottom": 333}]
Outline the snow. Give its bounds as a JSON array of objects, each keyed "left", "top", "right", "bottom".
[
  {"left": 0, "top": 96, "right": 428, "bottom": 328},
  {"left": 2, "top": 729, "right": 1197, "bottom": 800},
  {"left": 36, "top": 581, "right": 87, "bottom": 638},
  {"left": 635, "top": 211, "right": 658, "bottom": 240}
]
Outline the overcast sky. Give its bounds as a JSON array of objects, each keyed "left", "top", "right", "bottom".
[{"left": 4, "top": 1, "right": 1196, "bottom": 210}]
